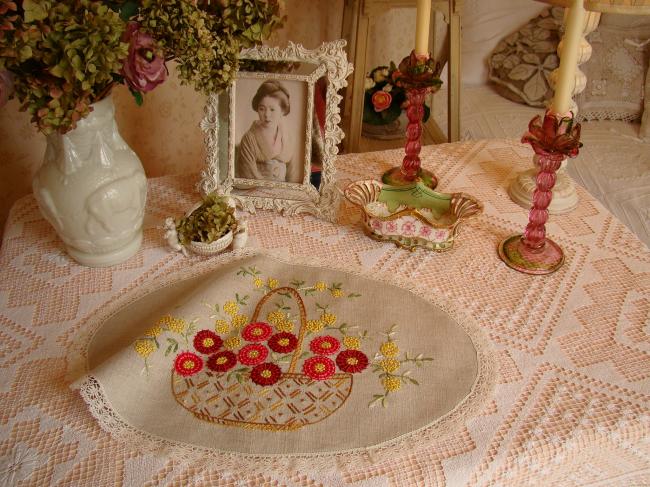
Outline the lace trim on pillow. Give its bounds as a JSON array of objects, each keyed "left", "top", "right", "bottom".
[
  {"left": 70, "top": 248, "right": 498, "bottom": 474},
  {"left": 578, "top": 108, "right": 642, "bottom": 123}
]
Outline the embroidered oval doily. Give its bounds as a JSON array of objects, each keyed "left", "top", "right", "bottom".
[{"left": 72, "top": 250, "right": 497, "bottom": 472}]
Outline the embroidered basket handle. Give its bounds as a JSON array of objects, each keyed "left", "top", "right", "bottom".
[{"left": 251, "top": 287, "right": 308, "bottom": 374}]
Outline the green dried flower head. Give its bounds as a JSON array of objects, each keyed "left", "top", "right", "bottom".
[
  {"left": 200, "top": 0, "right": 285, "bottom": 48},
  {"left": 0, "top": 0, "right": 284, "bottom": 133},
  {"left": 139, "top": 0, "right": 238, "bottom": 94},
  {"left": 5, "top": 0, "right": 128, "bottom": 133},
  {"left": 176, "top": 193, "right": 238, "bottom": 246},
  {"left": 0, "top": 1, "right": 18, "bottom": 39}
]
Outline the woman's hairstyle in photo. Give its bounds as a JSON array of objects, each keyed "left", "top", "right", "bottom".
[{"left": 251, "top": 80, "right": 291, "bottom": 115}]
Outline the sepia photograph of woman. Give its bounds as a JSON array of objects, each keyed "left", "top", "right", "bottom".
[{"left": 235, "top": 79, "right": 304, "bottom": 184}]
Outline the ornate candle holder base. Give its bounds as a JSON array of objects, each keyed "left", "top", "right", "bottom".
[
  {"left": 498, "top": 235, "right": 564, "bottom": 275},
  {"left": 382, "top": 167, "right": 438, "bottom": 189},
  {"left": 508, "top": 165, "right": 578, "bottom": 214}
]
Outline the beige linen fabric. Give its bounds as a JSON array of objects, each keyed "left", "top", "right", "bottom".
[
  {"left": 1, "top": 140, "right": 648, "bottom": 485},
  {"left": 84, "top": 254, "right": 484, "bottom": 457}
]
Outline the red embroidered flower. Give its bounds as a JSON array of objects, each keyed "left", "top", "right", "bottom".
[
  {"left": 336, "top": 349, "right": 369, "bottom": 373},
  {"left": 206, "top": 350, "right": 237, "bottom": 372},
  {"left": 238, "top": 343, "right": 269, "bottom": 366},
  {"left": 250, "top": 362, "right": 282, "bottom": 386},
  {"left": 193, "top": 330, "right": 223, "bottom": 354},
  {"left": 268, "top": 332, "right": 298, "bottom": 354},
  {"left": 309, "top": 335, "right": 340, "bottom": 355},
  {"left": 371, "top": 90, "right": 392, "bottom": 112},
  {"left": 303, "top": 356, "right": 336, "bottom": 380},
  {"left": 241, "top": 322, "right": 273, "bottom": 342},
  {"left": 174, "top": 352, "right": 203, "bottom": 376}
]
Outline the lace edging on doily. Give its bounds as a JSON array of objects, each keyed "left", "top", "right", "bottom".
[{"left": 71, "top": 248, "right": 498, "bottom": 474}]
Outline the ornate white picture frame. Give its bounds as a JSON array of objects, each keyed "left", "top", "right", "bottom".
[{"left": 199, "top": 40, "right": 353, "bottom": 222}]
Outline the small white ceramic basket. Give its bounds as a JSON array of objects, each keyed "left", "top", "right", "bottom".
[{"left": 164, "top": 198, "right": 247, "bottom": 256}]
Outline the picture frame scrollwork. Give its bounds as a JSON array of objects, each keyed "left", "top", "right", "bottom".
[{"left": 199, "top": 40, "right": 353, "bottom": 222}]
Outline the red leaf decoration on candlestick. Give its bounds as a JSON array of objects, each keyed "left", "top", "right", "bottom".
[
  {"left": 521, "top": 111, "right": 582, "bottom": 158},
  {"left": 392, "top": 51, "right": 443, "bottom": 91}
]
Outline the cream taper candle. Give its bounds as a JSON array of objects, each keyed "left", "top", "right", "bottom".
[
  {"left": 415, "top": 0, "right": 432, "bottom": 56},
  {"left": 551, "top": 0, "right": 586, "bottom": 114}
]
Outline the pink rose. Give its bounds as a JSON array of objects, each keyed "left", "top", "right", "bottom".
[
  {"left": 371, "top": 90, "right": 392, "bottom": 112},
  {"left": 0, "top": 70, "right": 14, "bottom": 108},
  {"left": 121, "top": 22, "right": 167, "bottom": 93},
  {"left": 401, "top": 221, "right": 416, "bottom": 236},
  {"left": 434, "top": 230, "right": 448, "bottom": 241}
]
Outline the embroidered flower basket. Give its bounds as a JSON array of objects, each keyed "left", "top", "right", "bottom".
[{"left": 171, "top": 287, "right": 354, "bottom": 431}]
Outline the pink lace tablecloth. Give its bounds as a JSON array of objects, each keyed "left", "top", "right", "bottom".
[{"left": 1, "top": 139, "right": 648, "bottom": 486}]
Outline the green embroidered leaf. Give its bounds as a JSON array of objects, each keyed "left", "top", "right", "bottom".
[
  {"left": 165, "top": 338, "right": 179, "bottom": 356},
  {"left": 368, "top": 394, "right": 384, "bottom": 408},
  {"left": 347, "top": 293, "right": 362, "bottom": 298},
  {"left": 237, "top": 266, "right": 260, "bottom": 277}
]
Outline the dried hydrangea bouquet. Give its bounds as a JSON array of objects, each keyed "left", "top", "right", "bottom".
[{"left": 0, "top": 0, "right": 283, "bottom": 266}]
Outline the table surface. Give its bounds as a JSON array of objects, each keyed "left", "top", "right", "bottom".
[{"left": 1, "top": 139, "right": 648, "bottom": 487}]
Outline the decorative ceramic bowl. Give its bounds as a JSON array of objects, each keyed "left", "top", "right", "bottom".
[{"left": 344, "top": 180, "right": 482, "bottom": 252}]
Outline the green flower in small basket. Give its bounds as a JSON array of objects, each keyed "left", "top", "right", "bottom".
[
  {"left": 363, "top": 63, "right": 431, "bottom": 127},
  {"left": 175, "top": 193, "right": 238, "bottom": 247}
]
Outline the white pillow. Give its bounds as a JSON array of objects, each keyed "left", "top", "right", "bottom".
[{"left": 461, "top": 0, "right": 546, "bottom": 85}]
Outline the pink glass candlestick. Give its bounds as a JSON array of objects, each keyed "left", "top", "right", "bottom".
[
  {"left": 381, "top": 51, "right": 442, "bottom": 189},
  {"left": 382, "top": 87, "right": 437, "bottom": 189},
  {"left": 498, "top": 110, "right": 582, "bottom": 275},
  {"left": 498, "top": 151, "right": 565, "bottom": 274}
]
